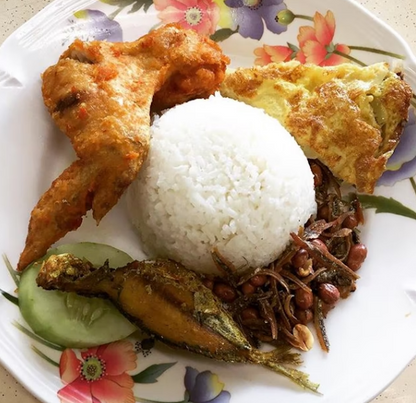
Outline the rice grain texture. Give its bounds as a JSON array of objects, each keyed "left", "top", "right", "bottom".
[{"left": 127, "top": 95, "right": 316, "bottom": 274}]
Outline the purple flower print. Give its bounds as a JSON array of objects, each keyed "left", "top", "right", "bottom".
[
  {"left": 73, "top": 9, "right": 123, "bottom": 42},
  {"left": 378, "top": 108, "right": 416, "bottom": 186},
  {"left": 224, "top": 0, "right": 287, "bottom": 40},
  {"left": 184, "top": 367, "right": 231, "bottom": 403}
]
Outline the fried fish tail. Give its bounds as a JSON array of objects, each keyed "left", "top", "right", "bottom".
[
  {"left": 248, "top": 348, "right": 319, "bottom": 391},
  {"left": 37, "top": 254, "right": 319, "bottom": 392}
]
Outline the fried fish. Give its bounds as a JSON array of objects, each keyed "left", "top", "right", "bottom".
[
  {"left": 220, "top": 61, "right": 412, "bottom": 193},
  {"left": 37, "top": 253, "right": 319, "bottom": 392}
]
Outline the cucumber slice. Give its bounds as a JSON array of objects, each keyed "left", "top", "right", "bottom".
[{"left": 19, "top": 242, "right": 137, "bottom": 348}]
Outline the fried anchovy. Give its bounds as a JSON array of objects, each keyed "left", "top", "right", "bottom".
[{"left": 291, "top": 233, "right": 359, "bottom": 280}]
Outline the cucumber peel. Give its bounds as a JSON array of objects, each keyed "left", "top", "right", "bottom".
[{"left": 18, "top": 242, "right": 137, "bottom": 348}]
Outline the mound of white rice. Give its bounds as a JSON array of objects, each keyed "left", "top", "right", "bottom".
[{"left": 127, "top": 95, "right": 316, "bottom": 274}]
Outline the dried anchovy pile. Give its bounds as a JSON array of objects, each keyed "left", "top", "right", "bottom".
[{"left": 203, "top": 159, "right": 368, "bottom": 353}]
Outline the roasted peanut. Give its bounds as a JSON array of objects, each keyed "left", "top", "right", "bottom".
[
  {"left": 317, "top": 283, "right": 340, "bottom": 305},
  {"left": 342, "top": 214, "right": 358, "bottom": 229},
  {"left": 202, "top": 278, "right": 214, "bottom": 290},
  {"left": 312, "top": 239, "right": 328, "bottom": 252},
  {"left": 293, "top": 324, "right": 314, "bottom": 351},
  {"left": 241, "top": 282, "right": 256, "bottom": 295},
  {"left": 250, "top": 275, "right": 267, "bottom": 287},
  {"left": 292, "top": 249, "right": 309, "bottom": 268},
  {"left": 295, "top": 288, "right": 314, "bottom": 310},
  {"left": 317, "top": 205, "right": 330, "bottom": 221},
  {"left": 295, "top": 308, "right": 313, "bottom": 325},
  {"left": 241, "top": 307, "right": 260, "bottom": 321},
  {"left": 347, "top": 243, "right": 368, "bottom": 271},
  {"left": 213, "top": 283, "right": 237, "bottom": 302}
]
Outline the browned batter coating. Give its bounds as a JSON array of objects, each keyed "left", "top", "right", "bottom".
[
  {"left": 17, "top": 24, "right": 229, "bottom": 271},
  {"left": 220, "top": 61, "right": 412, "bottom": 193}
]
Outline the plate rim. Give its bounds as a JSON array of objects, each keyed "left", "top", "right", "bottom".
[{"left": 1, "top": 0, "right": 416, "bottom": 402}]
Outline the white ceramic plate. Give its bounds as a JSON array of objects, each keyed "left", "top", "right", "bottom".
[{"left": 1, "top": 0, "right": 416, "bottom": 402}]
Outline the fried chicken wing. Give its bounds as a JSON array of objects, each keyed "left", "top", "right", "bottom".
[{"left": 17, "top": 24, "right": 229, "bottom": 271}]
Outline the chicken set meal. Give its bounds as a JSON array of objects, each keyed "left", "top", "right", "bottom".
[{"left": 13, "top": 24, "right": 413, "bottom": 392}]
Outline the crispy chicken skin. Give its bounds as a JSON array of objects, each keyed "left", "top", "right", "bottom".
[
  {"left": 220, "top": 61, "right": 412, "bottom": 193},
  {"left": 17, "top": 24, "right": 229, "bottom": 271}
]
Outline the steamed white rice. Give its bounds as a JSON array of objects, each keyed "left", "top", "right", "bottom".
[{"left": 127, "top": 95, "right": 316, "bottom": 274}]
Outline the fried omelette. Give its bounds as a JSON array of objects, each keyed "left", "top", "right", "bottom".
[
  {"left": 17, "top": 24, "right": 229, "bottom": 271},
  {"left": 220, "top": 61, "right": 412, "bottom": 193}
]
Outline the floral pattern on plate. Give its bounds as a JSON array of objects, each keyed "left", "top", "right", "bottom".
[
  {"left": 223, "top": 0, "right": 287, "bottom": 40},
  {"left": 0, "top": 264, "right": 230, "bottom": 403},
  {"left": 153, "top": 0, "right": 220, "bottom": 36},
  {"left": 81, "top": 1, "right": 416, "bottom": 186},
  {"left": 58, "top": 341, "right": 137, "bottom": 403},
  {"left": 73, "top": 9, "right": 123, "bottom": 41},
  {"left": 253, "top": 10, "right": 351, "bottom": 65},
  {"left": 2, "top": 1, "right": 416, "bottom": 403}
]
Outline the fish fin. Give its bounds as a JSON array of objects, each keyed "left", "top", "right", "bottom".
[
  {"left": 194, "top": 291, "right": 251, "bottom": 351},
  {"left": 248, "top": 349, "right": 320, "bottom": 393},
  {"left": 261, "top": 346, "right": 304, "bottom": 366},
  {"left": 264, "top": 362, "right": 320, "bottom": 393}
]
